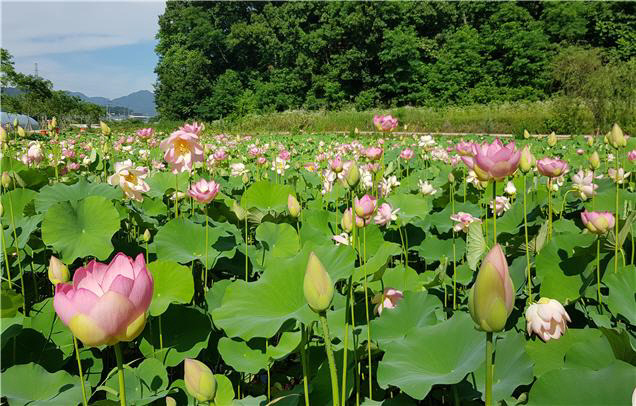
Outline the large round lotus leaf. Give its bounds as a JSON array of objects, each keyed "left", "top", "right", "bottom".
[
  {"left": 29, "top": 298, "right": 74, "bottom": 358},
  {"left": 213, "top": 243, "right": 354, "bottom": 340},
  {"left": 145, "top": 171, "right": 190, "bottom": 198},
  {"left": 376, "top": 312, "right": 484, "bottom": 399},
  {"left": 353, "top": 241, "right": 402, "bottom": 282},
  {"left": 525, "top": 328, "right": 603, "bottom": 377},
  {"left": 386, "top": 192, "right": 430, "bottom": 221},
  {"left": 241, "top": 180, "right": 294, "bottom": 213},
  {"left": 140, "top": 304, "right": 212, "bottom": 367},
  {"left": 527, "top": 361, "right": 635, "bottom": 405},
  {"left": 564, "top": 334, "right": 617, "bottom": 370},
  {"left": 105, "top": 357, "right": 170, "bottom": 404},
  {"left": 299, "top": 208, "right": 332, "bottom": 245},
  {"left": 1, "top": 188, "right": 36, "bottom": 221},
  {"left": 147, "top": 260, "right": 195, "bottom": 317},
  {"left": 1, "top": 362, "right": 82, "bottom": 406},
  {"left": 35, "top": 177, "right": 122, "bottom": 212},
  {"left": 604, "top": 265, "right": 636, "bottom": 325},
  {"left": 41, "top": 195, "right": 120, "bottom": 263},
  {"left": 372, "top": 291, "right": 442, "bottom": 346},
  {"left": 214, "top": 374, "right": 236, "bottom": 406},
  {"left": 255, "top": 222, "right": 300, "bottom": 265},
  {"left": 153, "top": 218, "right": 224, "bottom": 267},
  {"left": 218, "top": 337, "right": 269, "bottom": 374},
  {"left": 473, "top": 331, "right": 534, "bottom": 402}
]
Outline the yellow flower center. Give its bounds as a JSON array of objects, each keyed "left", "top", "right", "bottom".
[
  {"left": 175, "top": 139, "right": 190, "bottom": 156},
  {"left": 124, "top": 173, "right": 137, "bottom": 183}
]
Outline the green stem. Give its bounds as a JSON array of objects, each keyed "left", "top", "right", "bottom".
[
  {"left": 300, "top": 325, "right": 310, "bottom": 406},
  {"left": 6, "top": 187, "right": 26, "bottom": 315},
  {"left": 559, "top": 190, "right": 576, "bottom": 221},
  {"left": 363, "top": 226, "right": 373, "bottom": 399},
  {"left": 451, "top": 181, "right": 457, "bottom": 310},
  {"left": 158, "top": 314, "right": 163, "bottom": 351},
  {"left": 597, "top": 238, "right": 602, "bottom": 308},
  {"left": 244, "top": 214, "right": 249, "bottom": 281},
  {"left": 174, "top": 174, "right": 179, "bottom": 219},
  {"left": 319, "top": 312, "right": 340, "bottom": 406},
  {"left": 492, "top": 180, "right": 497, "bottom": 244},
  {"left": 341, "top": 277, "right": 351, "bottom": 405},
  {"left": 1, "top": 226, "right": 12, "bottom": 288},
  {"left": 485, "top": 332, "right": 493, "bottom": 406},
  {"left": 204, "top": 208, "right": 209, "bottom": 291},
  {"left": 114, "top": 343, "right": 127, "bottom": 406},
  {"left": 523, "top": 175, "right": 532, "bottom": 304},
  {"left": 266, "top": 339, "right": 271, "bottom": 402},
  {"left": 614, "top": 158, "right": 619, "bottom": 273},
  {"left": 74, "top": 336, "right": 88, "bottom": 406},
  {"left": 483, "top": 190, "right": 489, "bottom": 243},
  {"left": 547, "top": 179, "right": 552, "bottom": 240}
]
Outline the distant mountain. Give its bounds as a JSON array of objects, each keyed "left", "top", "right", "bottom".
[{"left": 65, "top": 90, "right": 156, "bottom": 116}]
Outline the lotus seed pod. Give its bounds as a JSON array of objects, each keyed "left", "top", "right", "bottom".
[
  {"left": 589, "top": 151, "right": 600, "bottom": 170},
  {"left": 519, "top": 145, "right": 535, "bottom": 173},
  {"left": 1, "top": 172, "right": 10, "bottom": 189},
  {"left": 48, "top": 256, "right": 70, "bottom": 285},
  {"left": 468, "top": 244, "right": 515, "bottom": 332},
  {"left": 607, "top": 123, "right": 626, "bottom": 149},
  {"left": 345, "top": 161, "right": 360, "bottom": 188},
  {"left": 523, "top": 129, "right": 530, "bottom": 139},
  {"left": 184, "top": 358, "right": 217, "bottom": 402},
  {"left": 17, "top": 126, "right": 25, "bottom": 138},
  {"left": 288, "top": 194, "right": 301, "bottom": 218},
  {"left": 143, "top": 229, "right": 151, "bottom": 242},
  {"left": 303, "top": 252, "right": 334, "bottom": 313},
  {"left": 100, "top": 121, "right": 111, "bottom": 136},
  {"left": 547, "top": 132, "right": 557, "bottom": 147}
]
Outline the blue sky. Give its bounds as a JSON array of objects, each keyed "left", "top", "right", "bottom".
[{"left": 1, "top": 1, "right": 165, "bottom": 99}]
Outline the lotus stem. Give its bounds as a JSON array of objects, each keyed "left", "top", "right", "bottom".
[
  {"left": 523, "top": 175, "right": 532, "bottom": 304},
  {"left": 73, "top": 336, "right": 88, "bottom": 406},
  {"left": 6, "top": 187, "right": 26, "bottom": 315},
  {"left": 113, "top": 343, "right": 127, "bottom": 406},
  {"left": 300, "top": 325, "right": 310, "bottom": 406},
  {"left": 204, "top": 208, "right": 209, "bottom": 291},
  {"left": 559, "top": 189, "right": 576, "bottom": 221},
  {"left": 319, "top": 312, "right": 340, "bottom": 406},
  {"left": 547, "top": 179, "right": 552, "bottom": 240},
  {"left": 341, "top": 276, "right": 352, "bottom": 404},
  {"left": 363, "top": 226, "right": 373, "bottom": 399},
  {"left": 597, "top": 238, "right": 602, "bottom": 309},
  {"left": 451, "top": 181, "right": 457, "bottom": 310},
  {"left": 158, "top": 314, "right": 163, "bottom": 351},
  {"left": 614, "top": 158, "right": 619, "bottom": 273},
  {"left": 266, "top": 338, "right": 271, "bottom": 401},
  {"left": 174, "top": 174, "right": 179, "bottom": 219},
  {"left": 492, "top": 180, "right": 497, "bottom": 244},
  {"left": 485, "top": 332, "right": 493, "bottom": 406},
  {"left": 1, "top": 227, "right": 12, "bottom": 289}
]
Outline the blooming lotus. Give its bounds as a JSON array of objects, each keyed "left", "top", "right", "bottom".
[
  {"left": 180, "top": 122, "right": 205, "bottom": 136},
  {"left": 365, "top": 147, "right": 383, "bottom": 161},
  {"left": 160, "top": 130, "right": 204, "bottom": 174},
  {"left": 230, "top": 163, "right": 248, "bottom": 177},
  {"left": 136, "top": 128, "right": 154, "bottom": 139},
  {"left": 608, "top": 167, "right": 631, "bottom": 184},
  {"left": 581, "top": 210, "right": 615, "bottom": 235},
  {"left": 536, "top": 157, "right": 569, "bottom": 178},
  {"left": 525, "top": 298, "right": 571, "bottom": 341},
  {"left": 108, "top": 160, "right": 150, "bottom": 202},
  {"left": 188, "top": 179, "right": 220, "bottom": 204},
  {"left": 628, "top": 150, "right": 636, "bottom": 161},
  {"left": 213, "top": 149, "right": 228, "bottom": 161},
  {"left": 504, "top": 181, "right": 516, "bottom": 196},
  {"left": 450, "top": 212, "right": 481, "bottom": 233},
  {"left": 456, "top": 141, "right": 476, "bottom": 157},
  {"left": 374, "top": 203, "right": 399, "bottom": 227},
  {"left": 330, "top": 156, "right": 343, "bottom": 173},
  {"left": 400, "top": 148, "right": 414, "bottom": 160},
  {"left": 372, "top": 288, "right": 404, "bottom": 315},
  {"left": 53, "top": 253, "right": 153, "bottom": 346},
  {"left": 27, "top": 141, "right": 43, "bottom": 164},
  {"left": 354, "top": 194, "right": 377, "bottom": 219},
  {"left": 472, "top": 139, "right": 521, "bottom": 181},
  {"left": 373, "top": 114, "right": 398, "bottom": 132},
  {"left": 332, "top": 233, "right": 351, "bottom": 246},
  {"left": 490, "top": 196, "right": 511, "bottom": 217},
  {"left": 572, "top": 170, "right": 597, "bottom": 200},
  {"left": 418, "top": 180, "right": 437, "bottom": 195}
]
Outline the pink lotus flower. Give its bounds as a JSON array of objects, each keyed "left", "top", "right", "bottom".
[
  {"left": 213, "top": 148, "right": 228, "bottom": 161},
  {"left": 365, "top": 147, "right": 383, "bottom": 161},
  {"left": 525, "top": 298, "right": 571, "bottom": 341},
  {"left": 374, "top": 203, "right": 399, "bottom": 227},
  {"left": 400, "top": 148, "right": 414, "bottom": 160},
  {"left": 373, "top": 115, "right": 398, "bottom": 132},
  {"left": 330, "top": 156, "right": 343, "bottom": 173},
  {"left": 27, "top": 141, "right": 43, "bottom": 164},
  {"left": 354, "top": 194, "right": 377, "bottom": 219},
  {"left": 536, "top": 157, "right": 569, "bottom": 178},
  {"left": 256, "top": 156, "right": 267, "bottom": 166},
  {"left": 490, "top": 196, "right": 511, "bottom": 217},
  {"left": 188, "top": 179, "right": 220, "bottom": 204},
  {"left": 572, "top": 170, "right": 597, "bottom": 200},
  {"left": 628, "top": 150, "right": 636, "bottom": 161},
  {"left": 53, "top": 253, "right": 153, "bottom": 347},
  {"left": 372, "top": 288, "right": 404, "bottom": 315},
  {"left": 180, "top": 122, "right": 204, "bottom": 136},
  {"left": 160, "top": 130, "right": 204, "bottom": 174},
  {"left": 456, "top": 141, "right": 476, "bottom": 157},
  {"left": 248, "top": 146, "right": 263, "bottom": 157},
  {"left": 108, "top": 160, "right": 150, "bottom": 202},
  {"left": 136, "top": 128, "right": 154, "bottom": 139},
  {"left": 581, "top": 210, "right": 615, "bottom": 235},
  {"left": 473, "top": 139, "right": 521, "bottom": 181},
  {"left": 450, "top": 212, "right": 481, "bottom": 233}
]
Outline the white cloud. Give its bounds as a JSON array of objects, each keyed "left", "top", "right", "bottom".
[{"left": 1, "top": 1, "right": 165, "bottom": 57}]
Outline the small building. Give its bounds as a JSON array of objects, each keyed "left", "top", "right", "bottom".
[{"left": 1, "top": 111, "right": 40, "bottom": 131}]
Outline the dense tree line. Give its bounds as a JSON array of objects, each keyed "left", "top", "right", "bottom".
[
  {"left": 152, "top": 2, "right": 634, "bottom": 121},
  {"left": 1, "top": 49, "right": 105, "bottom": 126}
]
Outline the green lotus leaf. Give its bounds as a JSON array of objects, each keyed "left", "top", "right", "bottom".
[{"left": 147, "top": 260, "right": 195, "bottom": 317}]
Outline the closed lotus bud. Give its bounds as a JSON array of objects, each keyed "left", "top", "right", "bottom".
[
  {"left": 345, "top": 161, "right": 360, "bottom": 188},
  {"left": 143, "top": 229, "right": 151, "bottom": 242},
  {"left": 341, "top": 208, "right": 353, "bottom": 232},
  {"left": 589, "top": 151, "right": 600, "bottom": 170},
  {"left": 165, "top": 397, "right": 177, "bottom": 406},
  {"left": 587, "top": 135, "right": 594, "bottom": 147},
  {"left": 303, "top": 252, "right": 334, "bottom": 313},
  {"left": 468, "top": 244, "right": 515, "bottom": 332},
  {"left": 519, "top": 145, "right": 535, "bottom": 173},
  {"left": 448, "top": 172, "right": 455, "bottom": 183},
  {"left": 580, "top": 210, "right": 615, "bottom": 235},
  {"left": 2, "top": 172, "right": 11, "bottom": 189},
  {"left": 184, "top": 358, "right": 217, "bottom": 402},
  {"left": 51, "top": 117, "right": 57, "bottom": 129},
  {"left": 0, "top": 126, "right": 6, "bottom": 143},
  {"left": 100, "top": 121, "right": 111, "bottom": 136},
  {"left": 607, "top": 123, "right": 626, "bottom": 149},
  {"left": 241, "top": 173, "right": 249, "bottom": 184},
  {"left": 13, "top": 118, "right": 18, "bottom": 128},
  {"left": 0, "top": 202, "right": 3, "bottom": 217},
  {"left": 17, "top": 126, "right": 25, "bottom": 138},
  {"left": 547, "top": 132, "right": 557, "bottom": 147},
  {"left": 288, "top": 194, "right": 301, "bottom": 218},
  {"left": 523, "top": 129, "right": 530, "bottom": 139},
  {"left": 48, "top": 256, "right": 70, "bottom": 285}
]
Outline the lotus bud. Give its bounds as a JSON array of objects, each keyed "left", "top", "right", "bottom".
[
  {"left": 519, "top": 145, "right": 535, "bottom": 173},
  {"left": 345, "top": 161, "right": 360, "bottom": 188},
  {"left": 303, "top": 252, "right": 334, "bottom": 313},
  {"left": 12, "top": 118, "right": 18, "bottom": 128},
  {"left": 143, "top": 229, "right": 151, "bottom": 242},
  {"left": 242, "top": 173, "right": 249, "bottom": 184},
  {"left": 448, "top": 172, "right": 455, "bottom": 184},
  {"left": 0, "top": 202, "right": 3, "bottom": 217},
  {"left": 607, "top": 123, "right": 626, "bottom": 149},
  {"left": 17, "top": 126, "right": 25, "bottom": 138},
  {"left": 341, "top": 208, "right": 354, "bottom": 232},
  {"left": 0, "top": 126, "right": 6, "bottom": 143},
  {"left": 604, "top": 132, "right": 609, "bottom": 144},
  {"left": 523, "top": 129, "right": 530, "bottom": 139},
  {"left": 100, "top": 121, "right": 111, "bottom": 136},
  {"left": 547, "top": 132, "right": 557, "bottom": 147},
  {"left": 51, "top": 117, "right": 57, "bottom": 129},
  {"left": 165, "top": 397, "right": 177, "bottom": 406},
  {"left": 48, "top": 256, "right": 70, "bottom": 285},
  {"left": 184, "top": 358, "right": 217, "bottom": 402},
  {"left": 288, "top": 194, "right": 301, "bottom": 218},
  {"left": 587, "top": 136, "right": 594, "bottom": 147},
  {"left": 580, "top": 210, "right": 615, "bottom": 235},
  {"left": 2, "top": 172, "right": 10, "bottom": 189},
  {"left": 589, "top": 151, "right": 600, "bottom": 170},
  {"left": 468, "top": 244, "right": 515, "bottom": 332}
]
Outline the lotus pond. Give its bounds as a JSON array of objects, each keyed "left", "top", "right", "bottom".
[{"left": 0, "top": 121, "right": 635, "bottom": 405}]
